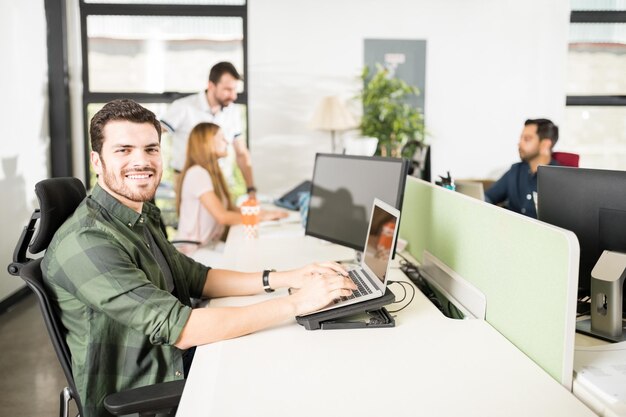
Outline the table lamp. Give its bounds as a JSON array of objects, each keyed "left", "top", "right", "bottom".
[{"left": 309, "top": 96, "right": 358, "bottom": 153}]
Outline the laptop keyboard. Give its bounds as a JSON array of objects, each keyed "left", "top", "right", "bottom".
[{"left": 339, "top": 269, "right": 373, "bottom": 302}]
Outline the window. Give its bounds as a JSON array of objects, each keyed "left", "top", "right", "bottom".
[
  {"left": 79, "top": 0, "right": 248, "bottom": 186},
  {"left": 565, "top": 2, "right": 626, "bottom": 170}
]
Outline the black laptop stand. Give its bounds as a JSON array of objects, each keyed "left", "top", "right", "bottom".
[{"left": 296, "top": 288, "right": 396, "bottom": 330}]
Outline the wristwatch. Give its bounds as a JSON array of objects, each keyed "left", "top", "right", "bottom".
[
  {"left": 263, "top": 269, "right": 276, "bottom": 293},
  {"left": 247, "top": 186, "right": 257, "bottom": 194}
]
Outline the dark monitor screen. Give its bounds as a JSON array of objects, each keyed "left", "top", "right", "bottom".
[
  {"left": 305, "top": 153, "right": 409, "bottom": 252},
  {"left": 537, "top": 165, "right": 626, "bottom": 312}
]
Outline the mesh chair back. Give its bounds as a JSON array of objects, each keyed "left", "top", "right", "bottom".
[
  {"left": 20, "top": 258, "right": 83, "bottom": 415},
  {"left": 8, "top": 177, "right": 184, "bottom": 417},
  {"left": 10, "top": 177, "right": 87, "bottom": 415},
  {"left": 31, "top": 177, "right": 86, "bottom": 253}
]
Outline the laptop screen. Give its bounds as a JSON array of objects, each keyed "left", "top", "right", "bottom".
[{"left": 363, "top": 204, "right": 398, "bottom": 284}]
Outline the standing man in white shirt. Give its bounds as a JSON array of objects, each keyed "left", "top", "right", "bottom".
[{"left": 161, "top": 62, "right": 256, "bottom": 197}]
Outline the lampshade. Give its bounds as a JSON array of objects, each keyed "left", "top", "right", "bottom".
[{"left": 309, "top": 96, "right": 358, "bottom": 131}]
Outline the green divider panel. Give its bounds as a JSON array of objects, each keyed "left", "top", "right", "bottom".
[{"left": 399, "top": 177, "right": 579, "bottom": 387}]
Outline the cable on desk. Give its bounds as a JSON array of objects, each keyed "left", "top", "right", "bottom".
[
  {"left": 395, "top": 252, "right": 410, "bottom": 263},
  {"left": 386, "top": 281, "right": 415, "bottom": 313},
  {"left": 397, "top": 256, "right": 465, "bottom": 319},
  {"left": 398, "top": 257, "right": 420, "bottom": 276},
  {"left": 398, "top": 258, "right": 445, "bottom": 313},
  {"left": 390, "top": 280, "right": 407, "bottom": 303}
]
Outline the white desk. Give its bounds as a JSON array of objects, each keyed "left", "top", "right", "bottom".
[
  {"left": 203, "top": 221, "right": 355, "bottom": 272},
  {"left": 574, "top": 330, "right": 626, "bottom": 417},
  {"left": 180, "top": 224, "right": 595, "bottom": 417}
]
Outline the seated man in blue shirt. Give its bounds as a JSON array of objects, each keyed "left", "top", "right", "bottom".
[{"left": 484, "top": 118, "right": 560, "bottom": 218}]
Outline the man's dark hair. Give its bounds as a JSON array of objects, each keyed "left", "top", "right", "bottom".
[
  {"left": 525, "top": 118, "right": 559, "bottom": 148},
  {"left": 90, "top": 99, "right": 161, "bottom": 154},
  {"left": 209, "top": 62, "right": 241, "bottom": 84}
]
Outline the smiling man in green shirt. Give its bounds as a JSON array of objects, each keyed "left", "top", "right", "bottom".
[{"left": 42, "top": 99, "right": 356, "bottom": 417}]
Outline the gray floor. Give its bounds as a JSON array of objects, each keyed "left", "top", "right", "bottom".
[{"left": 0, "top": 294, "right": 78, "bottom": 416}]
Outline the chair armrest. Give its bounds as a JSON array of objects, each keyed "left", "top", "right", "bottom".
[{"left": 103, "top": 379, "right": 185, "bottom": 416}]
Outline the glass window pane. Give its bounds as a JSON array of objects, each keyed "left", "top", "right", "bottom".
[
  {"left": 85, "top": 0, "right": 245, "bottom": 4},
  {"left": 571, "top": 0, "right": 626, "bottom": 10},
  {"left": 87, "top": 15, "right": 244, "bottom": 93},
  {"left": 562, "top": 106, "right": 626, "bottom": 170},
  {"left": 567, "top": 23, "right": 626, "bottom": 95}
]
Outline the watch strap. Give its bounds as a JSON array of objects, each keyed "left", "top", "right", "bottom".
[{"left": 263, "top": 269, "right": 275, "bottom": 293}]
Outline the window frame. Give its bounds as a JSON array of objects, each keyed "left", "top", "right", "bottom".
[
  {"left": 566, "top": 9, "right": 626, "bottom": 106},
  {"left": 78, "top": 0, "right": 248, "bottom": 183},
  {"left": 46, "top": 0, "right": 73, "bottom": 177}
]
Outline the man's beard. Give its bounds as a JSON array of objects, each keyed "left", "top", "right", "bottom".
[
  {"left": 519, "top": 149, "right": 540, "bottom": 163},
  {"left": 101, "top": 158, "right": 161, "bottom": 203},
  {"left": 216, "top": 96, "right": 233, "bottom": 108}
]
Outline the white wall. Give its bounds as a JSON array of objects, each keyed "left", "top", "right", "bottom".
[
  {"left": 248, "top": 0, "right": 570, "bottom": 194},
  {"left": 0, "top": 0, "right": 571, "bottom": 302},
  {"left": 0, "top": 0, "right": 49, "bottom": 302}
]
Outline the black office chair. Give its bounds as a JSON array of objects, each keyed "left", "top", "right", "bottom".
[{"left": 7, "top": 177, "right": 185, "bottom": 417}]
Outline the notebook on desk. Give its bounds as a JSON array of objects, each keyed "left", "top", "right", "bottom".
[{"left": 301, "top": 198, "right": 400, "bottom": 315}]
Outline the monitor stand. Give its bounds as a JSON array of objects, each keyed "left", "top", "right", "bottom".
[{"left": 576, "top": 250, "right": 626, "bottom": 343}]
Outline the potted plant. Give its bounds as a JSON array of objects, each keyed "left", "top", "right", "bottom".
[{"left": 358, "top": 64, "right": 426, "bottom": 158}]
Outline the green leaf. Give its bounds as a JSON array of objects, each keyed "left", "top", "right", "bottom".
[{"left": 358, "top": 64, "right": 427, "bottom": 157}]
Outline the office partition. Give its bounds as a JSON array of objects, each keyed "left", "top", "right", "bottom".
[{"left": 399, "top": 177, "right": 579, "bottom": 388}]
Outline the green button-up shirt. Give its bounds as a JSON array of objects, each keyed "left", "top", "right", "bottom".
[{"left": 42, "top": 184, "right": 209, "bottom": 417}]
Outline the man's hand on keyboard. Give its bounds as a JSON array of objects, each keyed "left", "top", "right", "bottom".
[
  {"left": 288, "top": 266, "right": 356, "bottom": 316},
  {"left": 284, "top": 262, "right": 349, "bottom": 289}
]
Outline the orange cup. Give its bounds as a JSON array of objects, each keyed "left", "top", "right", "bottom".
[{"left": 241, "top": 198, "right": 260, "bottom": 239}]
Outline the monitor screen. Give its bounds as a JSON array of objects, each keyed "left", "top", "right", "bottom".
[
  {"left": 537, "top": 165, "right": 626, "bottom": 312},
  {"left": 305, "top": 153, "right": 409, "bottom": 252}
]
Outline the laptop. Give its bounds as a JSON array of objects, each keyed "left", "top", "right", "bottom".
[
  {"left": 455, "top": 180, "right": 485, "bottom": 201},
  {"left": 303, "top": 198, "right": 401, "bottom": 315},
  {"left": 274, "top": 180, "right": 312, "bottom": 210}
]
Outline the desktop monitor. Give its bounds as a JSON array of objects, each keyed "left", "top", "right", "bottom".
[
  {"left": 305, "top": 153, "right": 409, "bottom": 253},
  {"left": 537, "top": 165, "right": 626, "bottom": 313}
]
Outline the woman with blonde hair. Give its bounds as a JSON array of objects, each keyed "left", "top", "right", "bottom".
[{"left": 175, "top": 122, "right": 286, "bottom": 254}]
